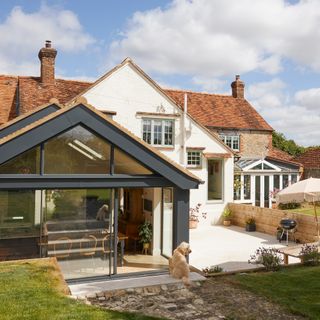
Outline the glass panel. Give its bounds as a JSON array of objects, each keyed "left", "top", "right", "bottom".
[
  {"left": 0, "top": 190, "right": 40, "bottom": 260},
  {"left": 274, "top": 175, "right": 280, "bottom": 190},
  {"left": 244, "top": 175, "right": 251, "bottom": 200},
  {"left": 114, "top": 148, "right": 153, "bottom": 175},
  {"left": 282, "top": 175, "right": 289, "bottom": 189},
  {"left": 263, "top": 163, "right": 275, "bottom": 170},
  {"left": 252, "top": 163, "right": 263, "bottom": 170},
  {"left": 142, "top": 119, "right": 151, "bottom": 144},
  {"left": 208, "top": 159, "right": 223, "bottom": 200},
  {"left": 153, "top": 120, "right": 162, "bottom": 145},
  {"left": 233, "top": 175, "right": 241, "bottom": 200},
  {"left": 225, "top": 136, "right": 232, "bottom": 148},
  {"left": 232, "top": 137, "right": 239, "bottom": 150},
  {"left": 255, "top": 176, "right": 260, "bottom": 207},
  {"left": 43, "top": 189, "right": 114, "bottom": 280},
  {"left": 162, "top": 188, "right": 173, "bottom": 257},
  {"left": 164, "top": 120, "right": 173, "bottom": 146},
  {"left": 0, "top": 147, "right": 40, "bottom": 174},
  {"left": 264, "top": 176, "right": 270, "bottom": 208},
  {"left": 291, "top": 174, "right": 297, "bottom": 184},
  {"left": 44, "top": 126, "right": 111, "bottom": 174}
]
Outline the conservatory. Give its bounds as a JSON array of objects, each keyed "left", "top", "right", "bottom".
[{"left": 0, "top": 102, "right": 200, "bottom": 281}]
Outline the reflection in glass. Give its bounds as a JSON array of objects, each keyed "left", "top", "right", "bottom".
[
  {"left": 162, "top": 188, "right": 173, "bottom": 257},
  {"left": 114, "top": 148, "right": 153, "bottom": 175},
  {"left": 0, "top": 147, "right": 40, "bottom": 174},
  {"left": 244, "top": 175, "right": 251, "bottom": 200},
  {"left": 44, "top": 126, "right": 111, "bottom": 174},
  {"left": 208, "top": 159, "right": 223, "bottom": 200},
  {"left": 233, "top": 175, "right": 241, "bottom": 200}
]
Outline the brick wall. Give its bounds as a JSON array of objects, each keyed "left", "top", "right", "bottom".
[
  {"left": 228, "top": 203, "right": 318, "bottom": 243},
  {"left": 0, "top": 76, "right": 18, "bottom": 124}
]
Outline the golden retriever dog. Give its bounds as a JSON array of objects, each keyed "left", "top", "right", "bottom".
[{"left": 169, "top": 242, "right": 192, "bottom": 286}]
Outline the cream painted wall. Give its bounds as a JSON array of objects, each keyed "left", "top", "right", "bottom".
[{"left": 83, "top": 62, "right": 233, "bottom": 226}]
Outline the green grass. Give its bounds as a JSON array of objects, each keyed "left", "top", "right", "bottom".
[
  {"left": 232, "top": 265, "right": 320, "bottom": 319},
  {"left": 0, "top": 259, "right": 162, "bottom": 320},
  {"left": 285, "top": 206, "right": 318, "bottom": 216}
]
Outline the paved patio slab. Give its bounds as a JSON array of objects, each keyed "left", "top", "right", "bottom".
[{"left": 190, "top": 225, "right": 299, "bottom": 272}]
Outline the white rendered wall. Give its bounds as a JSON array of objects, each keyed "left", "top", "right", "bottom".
[{"left": 84, "top": 63, "right": 233, "bottom": 225}]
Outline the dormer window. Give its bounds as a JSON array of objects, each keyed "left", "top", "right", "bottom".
[
  {"left": 142, "top": 119, "right": 174, "bottom": 147},
  {"left": 219, "top": 134, "right": 240, "bottom": 151}
]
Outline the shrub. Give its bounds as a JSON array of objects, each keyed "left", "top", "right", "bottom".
[
  {"left": 278, "top": 202, "right": 301, "bottom": 210},
  {"left": 249, "top": 247, "right": 283, "bottom": 271},
  {"left": 189, "top": 203, "right": 207, "bottom": 222},
  {"left": 222, "top": 208, "right": 232, "bottom": 221},
  {"left": 202, "top": 265, "right": 224, "bottom": 275},
  {"left": 300, "top": 244, "right": 320, "bottom": 266},
  {"left": 245, "top": 216, "right": 256, "bottom": 225}
]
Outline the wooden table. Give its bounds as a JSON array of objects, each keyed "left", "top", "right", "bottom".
[{"left": 278, "top": 242, "right": 319, "bottom": 264}]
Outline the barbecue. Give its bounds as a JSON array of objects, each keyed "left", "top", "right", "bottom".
[{"left": 279, "top": 218, "right": 297, "bottom": 245}]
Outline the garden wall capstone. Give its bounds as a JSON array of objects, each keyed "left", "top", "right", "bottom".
[{"left": 228, "top": 203, "right": 318, "bottom": 243}]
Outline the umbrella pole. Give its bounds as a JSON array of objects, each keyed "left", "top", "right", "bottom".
[{"left": 314, "top": 202, "right": 320, "bottom": 245}]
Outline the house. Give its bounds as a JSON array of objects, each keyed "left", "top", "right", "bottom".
[
  {"left": 0, "top": 41, "right": 234, "bottom": 228},
  {"left": 294, "top": 148, "right": 320, "bottom": 179}
]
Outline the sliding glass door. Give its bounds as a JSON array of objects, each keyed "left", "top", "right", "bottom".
[{"left": 42, "top": 188, "right": 116, "bottom": 280}]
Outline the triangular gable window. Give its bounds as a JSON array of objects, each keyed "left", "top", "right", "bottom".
[
  {"left": 245, "top": 160, "right": 279, "bottom": 171},
  {"left": 0, "top": 147, "right": 40, "bottom": 174},
  {"left": 114, "top": 147, "right": 152, "bottom": 175},
  {"left": 44, "top": 125, "right": 111, "bottom": 174}
]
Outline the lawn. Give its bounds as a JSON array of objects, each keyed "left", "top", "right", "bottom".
[
  {"left": 0, "top": 259, "right": 162, "bottom": 320},
  {"left": 232, "top": 265, "right": 320, "bottom": 319},
  {"left": 284, "top": 203, "right": 319, "bottom": 216}
]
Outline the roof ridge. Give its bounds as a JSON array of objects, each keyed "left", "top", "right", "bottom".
[{"left": 164, "top": 88, "right": 231, "bottom": 97}]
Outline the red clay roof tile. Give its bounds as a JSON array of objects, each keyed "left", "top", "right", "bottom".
[{"left": 294, "top": 148, "right": 320, "bottom": 169}]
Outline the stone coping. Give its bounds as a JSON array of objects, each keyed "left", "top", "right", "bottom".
[{"left": 69, "top": 272, "right": 206, "bottom": 298}]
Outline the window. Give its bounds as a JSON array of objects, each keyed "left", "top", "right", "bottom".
[
  {"left": 234, "top": 175, "right": 241, "bottom": 200},
  {"left": 208, "top": 159, "right": 223, "bottom": 201},
  {"left": 283, "top": 175, "right": 289, "bottom": 188},
  {"left": 142, "top": 119, "right": 174, "bottom": 146},
  {"left": 219, "top": 134, "right": 239, "bottom": 151},
  {"left": 187, "top": 151, "right": 202, "bottom": 167},
  {"left": 244, "top": 175, "right": 251, "bottom": 200},
  {"left": 291, "top": 174, "right": 297, "bottom": 184},
  {"left": 274, "top": 175, "right": 280, "bottom": 190}
]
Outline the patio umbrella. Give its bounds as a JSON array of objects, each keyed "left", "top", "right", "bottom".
[{"left": 276, "top": 177, "right": 320, "bottom": 243}]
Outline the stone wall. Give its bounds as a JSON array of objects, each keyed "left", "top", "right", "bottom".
[{"left": 228, "top": 203, "right": 318, "bottom": 243}]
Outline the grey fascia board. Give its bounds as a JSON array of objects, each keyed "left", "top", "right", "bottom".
[{"left": 0, "top": 104, "right": 60, "bottom": 139}]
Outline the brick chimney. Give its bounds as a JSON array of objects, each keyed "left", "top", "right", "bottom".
[
  {"left": 38, "top": 40, "right": 57, "bottom": 86},
  {"left": 231, "top": 75, "right": 245, "bottom": 99}
]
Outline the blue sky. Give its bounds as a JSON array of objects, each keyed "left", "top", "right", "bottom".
[{"left": 0, "top": 0, "right": 319, "bottom": 146}]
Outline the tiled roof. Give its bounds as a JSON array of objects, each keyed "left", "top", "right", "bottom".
[
  {"left": 165, "top": 89, "right": 273, "bottom": 131},
  {"left": 267, "top": 147, "right": 302, "bottom": 167},
  {"left": 294, "top": 148, "right": 320, "bottom": 169},
  {"left": 18, "top": 77, "right": 91, "bottom": 114},
  {"left": 0, "top": 75, "right": 18, "bottom": 124}
]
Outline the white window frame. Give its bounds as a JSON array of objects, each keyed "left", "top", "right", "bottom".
[
  {"left": 219, "top": 134, "right": 240, "bottom": 151},
  {"left": 142, "top": 118, "right": 174, "bottom": 147},
  {"left": 187, "top": 150, "right": 202, "bottom": 168}
]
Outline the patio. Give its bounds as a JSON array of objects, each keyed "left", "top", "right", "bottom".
[{"left": 190, "top": 225, "right": 299, "bottom": 272}]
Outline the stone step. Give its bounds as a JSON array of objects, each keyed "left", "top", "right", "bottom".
[{"left": 69, "top": 272, "right": 206, "bottom": 299}]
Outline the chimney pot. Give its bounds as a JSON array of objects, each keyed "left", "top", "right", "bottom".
[
  {"left": 38, "top": 40, "right": 57, "bottom": 86},
  {"left": 45, "top": 40, "right": 51, "bottom": 48},
  {"left": 231, "top": 74, "right": 245, "bottom": 99}
]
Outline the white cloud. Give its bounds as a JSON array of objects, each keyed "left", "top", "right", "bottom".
[
  {"left": 0, "top": 5, "right": 95, "bottom": 75},
  {"left": 109, "top": 0, "right": 320, "bottom": 77},
  {"left": 247, "top": 79, "right": 320, "bottom": 146}
]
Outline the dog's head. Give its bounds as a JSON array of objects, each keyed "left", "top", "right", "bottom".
[{"left": 176, "top": 242, "right": 192, "bottom": 256}]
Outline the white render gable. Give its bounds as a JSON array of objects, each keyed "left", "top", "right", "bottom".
[{"left": 82, "top": 59, "right": 234, "bottom": 225}]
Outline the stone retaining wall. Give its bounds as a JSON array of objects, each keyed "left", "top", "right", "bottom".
[{"left": 228, "top": 203, "right": 318, "bottom": 243}]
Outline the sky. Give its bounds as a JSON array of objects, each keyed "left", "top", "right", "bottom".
[{"left": 0, "top": 0, "right": 319, "bottom": 146}]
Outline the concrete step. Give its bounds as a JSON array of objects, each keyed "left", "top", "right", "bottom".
[{"left": 69, "top": 272, "right": 206, "bottom": 299}]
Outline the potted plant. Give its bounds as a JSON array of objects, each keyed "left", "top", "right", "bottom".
[
  {"left": 189, "top": 203, "right": 207, "bottom": 229},
  {"left": 245, "top": 216, "right": 256, "bottom": 232},
  {"left": 222, "top": 208, "right": 232, "bottom": 226},
  {"left": 138, "top": 221, "right": 153, "bottom": 254}
]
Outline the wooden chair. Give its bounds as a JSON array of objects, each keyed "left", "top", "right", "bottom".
[
  {"left": 80, "top": 235, "right": 97, "bottom": 258},
  {"left": 53, "top": 237, "right": 72, "bottom": 259}
]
